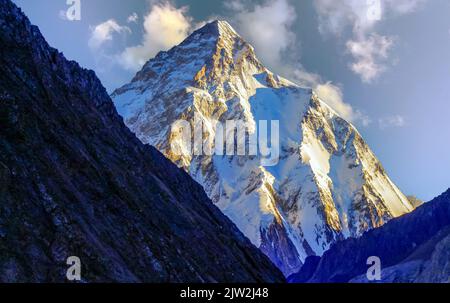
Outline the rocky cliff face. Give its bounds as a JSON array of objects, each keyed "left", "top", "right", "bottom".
[
  {"left": 288, "top": 189, "right": 450, "bottom": 283},
  {"left": 112, "top": 20, "right": 413, "bottom": 276},
  {"left": 0, "top": 0, "right": 285, "bottom": 283}
]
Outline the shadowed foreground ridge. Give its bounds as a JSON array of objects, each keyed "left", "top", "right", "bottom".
[
  {"left": 288, "top": 189, "right": 450, "bottom": 283},
  {"left": 0, "top": 0, "right": 284, "bottom": 282}
]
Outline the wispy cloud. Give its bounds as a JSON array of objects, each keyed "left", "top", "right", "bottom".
[
  {"left": 88, "top": 19, "right": 130, "bottom": 50},
  {"left": 127, "top": 12, "right": 139, "bottom": 24},
  {"left": 313, "top": 0, "right": 426, "bottom": 83},
  {"left": 346, "top": 34, "right": 394, "bottom": 83},
  {"left": 378, "top": 114, "right": 406, "bottom": 129},
  {"left": 226, "top": 0, "right": 297, "bottom": 73},
  {"left": 315, "top": 82, "right": 371, "bottom": 126}
]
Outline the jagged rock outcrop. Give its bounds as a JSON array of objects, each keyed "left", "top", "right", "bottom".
[
  {"left": 112, "top": 20, "right": 413, "bottom": 276},
  {"left": 0, "top": 0, "right": 285, "bottom": 283}
]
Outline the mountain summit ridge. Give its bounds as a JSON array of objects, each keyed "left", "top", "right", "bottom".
[{"left": 112, "top": 19, "right": 414, "bottom": 276}]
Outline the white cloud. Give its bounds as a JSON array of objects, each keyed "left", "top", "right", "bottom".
[
  {"left": 314, "top": 0, "right": 377, "bottom": 35},
  {"left": 378, "top": 114, "right": 406, "bottom": 129},
  {"left": 127, "top": 12, "right": 139, "bottom": 23},
  {"left": 315, "top": 82, "right": 371, "bottom": 125},
  {"left": 313, "top": 0, "right": 426, "bottom": 82},
  {"left": 314, "top": 0, "right": 425, "bottom": 35},
  {"left": 357, "top": 111, "right": 372, "bottom": 127},
  {"left": 227, "top": 0, "right": 297, "bottom": 73},
  {"left": 315, "top": 82, "right": 352, "bottom": 120},
  {"left": 88, "top": 19, "right": 131, "bottom": 50},
  {"left": 224, "top": 0, "right": 245, "bottom": 11},
  {"left": 346, "top": 34, "right": 394, "bottom": 83},
  {"left": 291, "top": 69, "right": 322, "bottom": 87},
  {"left": 117, "top": 2, "right": 193, "bottom": 71}
]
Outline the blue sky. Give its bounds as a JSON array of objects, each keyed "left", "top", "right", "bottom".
[{"left": 13, "top": 0, "right": 450, "bottom": 201}]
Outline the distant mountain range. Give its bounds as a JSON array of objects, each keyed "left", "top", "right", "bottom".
[
  {"left": 0, "top": 0, "right": 284, "bottom": 282},
  {"left": 112, "top": 20, "right": 414, "bottom": 276},
  {"left": 288, "top": 189, "right": 450, "bottom": 283}
]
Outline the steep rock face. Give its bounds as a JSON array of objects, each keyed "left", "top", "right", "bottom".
[
  {"left": 289, "top": 189, "right": 450, "bottom": 283},
  {"left": 112, "top": 20, "right": 413, "bottom": 276},
  {"left": 0, "top": 0, "right": 285, "bottom": 283}
]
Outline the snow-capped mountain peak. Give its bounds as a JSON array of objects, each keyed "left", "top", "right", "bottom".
[{"left": 112, "top": 20, "right": 414, "bottom": 276}]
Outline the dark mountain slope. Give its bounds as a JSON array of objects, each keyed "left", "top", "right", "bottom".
[
  {"left": 0, "top": 0, "right": 284, "bottom": 283},
  {"left": 288, "top": 189, "right": 450, "bottom": 283}
]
